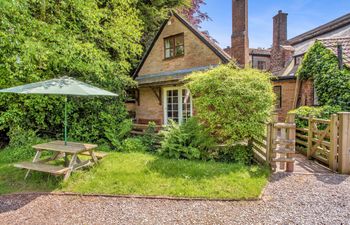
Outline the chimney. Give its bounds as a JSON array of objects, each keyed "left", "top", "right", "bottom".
[
  {"left": 231, "top": 0, "right": 249, "bottom": 67},
  {"left": 271, "top": 10, "right": 289, "bottom": 74},
  {"left": 338, "top": 43, "right": 344, "bottom": 70},
  {"left": 273, "top": 10, "right": 288, "bottom": 48}
]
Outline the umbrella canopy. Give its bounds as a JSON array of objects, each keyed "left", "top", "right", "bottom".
[
  {"left": 0, "top": 77, "right": 118, "bottom": 145},
  {"left": 0, "top": 76, "right": 118, "bottom": 96}
]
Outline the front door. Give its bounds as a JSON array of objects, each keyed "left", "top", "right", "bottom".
[{"left": 163, "top": 87, "right": 192, "bottom": 124}]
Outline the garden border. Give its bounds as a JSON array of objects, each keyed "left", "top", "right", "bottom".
[{"left": 1, "top": 191, "right": 266, "bottom": 202}]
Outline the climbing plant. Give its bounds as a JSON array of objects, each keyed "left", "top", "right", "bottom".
[{"left": 297, "top": 41, "right": 350, "bottom": 111}]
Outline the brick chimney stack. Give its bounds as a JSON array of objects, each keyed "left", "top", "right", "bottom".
[
  {"left": 231, "top": 0, "right": 249, "bottom": 67},
  {"left": 273, "top": 10, "right": 288, "bottom": 48},
  {"left": 271, "top": 10, "right": 290, "bottom": 74}
]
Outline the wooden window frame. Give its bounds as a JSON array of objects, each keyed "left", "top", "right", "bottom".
[
  {"left": 164, "top": 33, "right": 184, "bottom": 60},
  {"left": 163, "top": 87, "right": 193, "bottom": 125},
  {"left": 273, "top": 86, "right": 282, "bottom": 109},
  {"left": 257, "top": 61, "right": 267, "bottom": 70}
]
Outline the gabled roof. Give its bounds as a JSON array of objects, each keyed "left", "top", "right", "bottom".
[
  {"left": 133, "top": 11, "right": 231, "bottom": 78},
  {"left": 288, "top": 13, "right": 350, "bottom": 45},
  {"left": 279, "top": 36, "right": 350, "bottom": 77}
]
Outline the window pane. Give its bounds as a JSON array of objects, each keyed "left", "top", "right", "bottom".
[
  {"left": 175, "top": 35, "right": 184, "bottom": 46},
  {"left": 165, "top": 39, "right": 173, "bottom": 48},
  {"left": 273, "top": 86, "right": 282, "bottom": 109},
  {"left": 175, "top": 46, "right": 184, "bottom": 56}
]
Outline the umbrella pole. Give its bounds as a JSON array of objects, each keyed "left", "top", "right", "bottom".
[{"left": 64, "top": 96, "right": 68, "bottom": 146}]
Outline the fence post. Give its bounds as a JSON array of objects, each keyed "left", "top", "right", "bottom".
[
  {"left": 307, "top": 116, "right": 314, "bottom": 159},
  {"left": 338, "top": 112, "right": 350, "bottom": 174},
  {"left": 329, "top": 114, "right": 338, "bottom": 172},
  {"left": 286, "top": 113, "right": 296, "bottom": 172},
  {"left": 266, "top": 123, "right": 271, "bottom": 164},
  {"left": 269, "top": 113, "right": 279, "bottom": 170}
]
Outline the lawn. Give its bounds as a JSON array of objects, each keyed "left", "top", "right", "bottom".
[{"left": 0, "top": 146, "right": 270, "bottom": 200}]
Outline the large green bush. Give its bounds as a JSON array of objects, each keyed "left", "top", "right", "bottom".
[
  {"left": 185, "top": 64, "right": 275, "bottom": 144},
  {"left": 297, "top": 41, "right": 350, "bottom": 110}
]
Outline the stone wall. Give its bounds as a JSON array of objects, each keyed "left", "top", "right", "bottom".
[{"left": 135, "top": 87, "right": 164, "bottom": 124}]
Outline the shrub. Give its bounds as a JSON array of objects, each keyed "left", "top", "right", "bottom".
[
  {"left": 122, "top": 138, "right": 147, "bottom": 153},
  {"left": 208, "top": 144, "right": 253, "bottom": 164},
  {"left": 139, "top": 122, "right": 160, "bottom": 152},
  {"left": 159, "top": 118, "right": 216, "bottom": 160},
  {"left": 290, "top": 105, "right": 342, "bottom": 127},
  {"left": 185, "top": 64, "right": 275, "bottom": 144}
]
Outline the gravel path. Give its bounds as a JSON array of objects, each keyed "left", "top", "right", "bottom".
[{"left": 1, "top": 173, "right": 350, "bottom": 224}]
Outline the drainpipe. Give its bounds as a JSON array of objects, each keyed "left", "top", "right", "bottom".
[{"left": 337, "top": 43, "right": 343, "bottom": 70}]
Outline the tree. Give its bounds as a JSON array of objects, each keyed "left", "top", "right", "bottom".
[
  {"left": 0, "top": 0, "right": 143, "bottom": 147},
  {"left": 137, "top": 0, "right": 209, "bottom": 49},
  {"left": 185, "top": 65, "right": 275, "bottom": 144},
  {"left": 180, "top": 0, "right": 210, "bottom": 28}
]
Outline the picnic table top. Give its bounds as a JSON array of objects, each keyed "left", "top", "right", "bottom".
[{"left": 32, "top": 141, "right": 98, "bottom": 154}]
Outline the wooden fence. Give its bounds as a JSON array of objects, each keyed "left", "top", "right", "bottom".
[{"left": 295, "top": 112, "right": 350, "bottom": 174}]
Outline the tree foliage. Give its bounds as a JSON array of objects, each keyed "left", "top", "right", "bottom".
[
  {"left": 185, "top": 65, "right": 275, "bottom": 144},
  {"left": 0, "top": 0, "right": 144, "bottom": 147},
  {"left": 137, "top": 0, "right": 209, "bottom": 48},
  {"left": 297, "top": 41, "right": 350, "bottom": 111}
]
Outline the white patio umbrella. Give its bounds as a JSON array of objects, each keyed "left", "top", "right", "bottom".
[{"left": 0, "top": 76, "right": 118, "bottom": 145}]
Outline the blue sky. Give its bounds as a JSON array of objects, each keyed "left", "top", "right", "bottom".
[{"left": 200, "top": 0, "right": 350, "bottom": 49}]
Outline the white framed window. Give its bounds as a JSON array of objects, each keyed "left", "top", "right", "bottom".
[{"left": 163, "top": 87, "right": 193, "bottom": 124}]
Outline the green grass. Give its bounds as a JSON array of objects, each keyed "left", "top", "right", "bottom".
[
  {"left": 62, "top": 152, "right": 269, "bottom": 199},
  {"left": 0, "top": 146, "right": 270, "bottom": 199}
]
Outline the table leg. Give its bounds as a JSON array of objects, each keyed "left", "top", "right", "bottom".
[
  {"left": 64, "top": 153, "right": 69, "bottom": 167},
  {"left": 63, "top": 153, "right": 77, "bottom": 182},
  {"left": 25, "top": 150, "right": 42, "bottom": 180},
  {"left": 89, "top": 150, "right": 98, "bottom": 164}
]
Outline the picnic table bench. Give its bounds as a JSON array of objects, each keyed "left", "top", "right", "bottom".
[{"left": 14, "top": 141, "right": 106, "bottom": 181}]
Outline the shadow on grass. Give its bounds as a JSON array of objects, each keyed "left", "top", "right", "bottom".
[
  {"left": 0, "top": 163, "right": 61, "bottom": 196},
  {"left": 147, "top": 157, "right": 268, "bottom": 180}
]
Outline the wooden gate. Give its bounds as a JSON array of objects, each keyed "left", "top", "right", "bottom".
[
  {"left": 295, "top": 112, "right": 350, "bottom": 174},
  {"left": 307, "top": 115, "right": 338, "bottom": 171}
]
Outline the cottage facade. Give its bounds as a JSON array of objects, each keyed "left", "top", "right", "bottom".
[{"left": 132, "top": 12, "right": 230, "bottom": 125}]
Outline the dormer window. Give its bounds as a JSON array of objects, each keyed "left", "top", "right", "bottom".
[{"left": 164, "top": 33, "right": 184, "bottom": 59}]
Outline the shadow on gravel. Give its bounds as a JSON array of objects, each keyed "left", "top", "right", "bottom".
[
  {"left": 268, "top": 171, "right": 349, "bottom": 186},
  {"left": 0, "top": 194, "right": 41, "bottom": 214},
  {"left": 314, "top": 174, "right": 349, "bottom": 185}
]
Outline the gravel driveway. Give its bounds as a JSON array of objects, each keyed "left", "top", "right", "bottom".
[{"left": 1, "top": 173, "right": 350, "bottom": 224}]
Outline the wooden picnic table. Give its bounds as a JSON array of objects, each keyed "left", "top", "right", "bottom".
[{"left": 14, "top": 141, "right": 104, "bottom": 181}]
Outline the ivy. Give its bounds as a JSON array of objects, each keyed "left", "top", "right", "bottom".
[{"left": 297, "top": 41, "right": 350, "bottom": 110}]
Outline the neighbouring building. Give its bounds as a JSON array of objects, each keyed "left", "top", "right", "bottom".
[{"left": 271, "top": 12, "right": 350, "bottom": 120}]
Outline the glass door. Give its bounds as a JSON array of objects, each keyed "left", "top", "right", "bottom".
[{"left": 164, "top": 87, "right": 192, "bottom": 124}]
